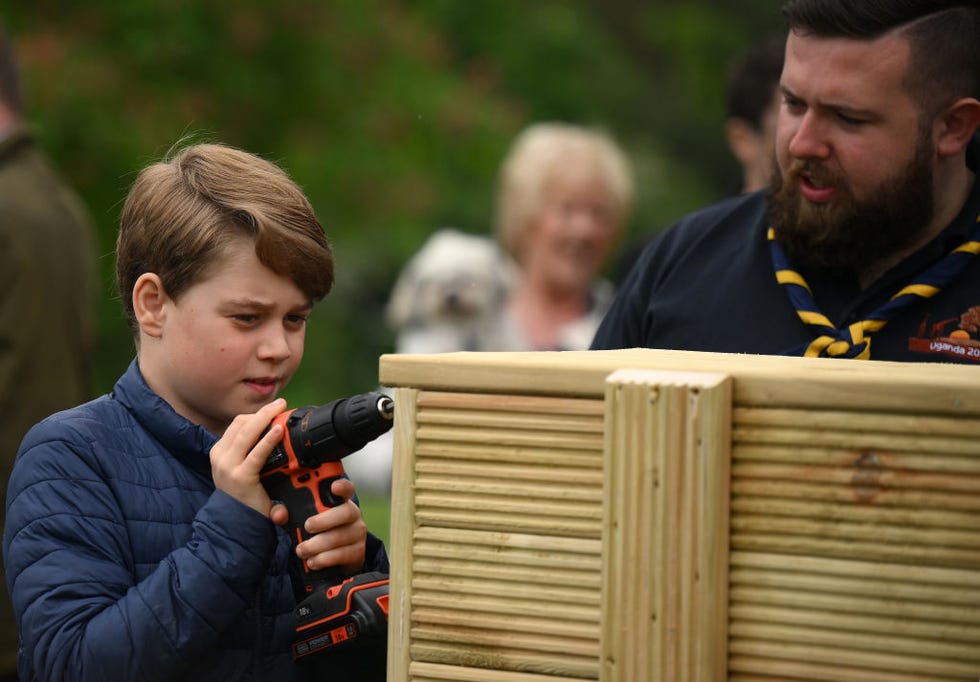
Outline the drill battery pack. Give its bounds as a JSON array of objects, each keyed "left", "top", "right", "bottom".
[{"left": 292, "top": 571, "right": 390, "bottom": 660}]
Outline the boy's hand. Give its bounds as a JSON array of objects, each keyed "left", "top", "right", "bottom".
[
  {"left": 294, "top": 477, "right": 368, "bottom": 574},
  {"left": 209, "top": 398, "right": 289, "bottom": 520}
]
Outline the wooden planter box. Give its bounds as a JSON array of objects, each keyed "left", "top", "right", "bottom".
[{"left": 379, "top": 349, "right": 980, "bottom": 682}]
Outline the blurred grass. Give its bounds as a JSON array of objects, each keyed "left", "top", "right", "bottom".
[{"left": 358, "top": 493, "right": 392, "bottom": 549}]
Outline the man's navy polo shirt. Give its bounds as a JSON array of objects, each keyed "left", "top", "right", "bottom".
[{"left": 592, "top": 137, "right": 980, "bottom": 364}]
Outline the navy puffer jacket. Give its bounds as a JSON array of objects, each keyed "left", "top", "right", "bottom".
[{"left": 3, "top": 360, "right": 389, "bottom": 681}]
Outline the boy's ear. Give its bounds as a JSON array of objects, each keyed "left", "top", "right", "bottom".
[
  {"left": 936, "top": 97, "right": 980, "bottom": 157},
  {"left": 132, "top": 273, "right": 169, "bottom": 338}
]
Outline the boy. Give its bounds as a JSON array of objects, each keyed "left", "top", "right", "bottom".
[{"left": 3, "top": 143, "right": 389, "bottom": 681}]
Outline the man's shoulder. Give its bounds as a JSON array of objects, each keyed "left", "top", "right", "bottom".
[
  {"left": 633, "top": 191, "right": 769, "bottom": 281},
  {"left": 663, "top": 191, "right": 768, "bottom": 247}
]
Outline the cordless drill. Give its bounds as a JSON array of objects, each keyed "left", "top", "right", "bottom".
[{"left": 259, "top": 391, "right": 393, "bottom": 672}]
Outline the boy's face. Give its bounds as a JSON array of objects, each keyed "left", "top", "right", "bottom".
[{"left": 144, "top": 236, "right": 311, "bottom": 434}]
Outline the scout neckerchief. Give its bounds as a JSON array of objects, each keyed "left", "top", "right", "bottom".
[{"left": 768, "top": 211, "right": 980, "bottom": 359}]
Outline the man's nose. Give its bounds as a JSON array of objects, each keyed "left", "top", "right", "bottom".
[{"left": 787, "top": 111, "right": 831, "bottom": 160}]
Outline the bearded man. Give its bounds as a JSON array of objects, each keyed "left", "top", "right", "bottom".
[{"left": 592, "top": 0, "right": 980, "bottom": 363}]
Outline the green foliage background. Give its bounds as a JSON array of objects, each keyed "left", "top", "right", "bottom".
[{"left": 4, "top": 1, "right": 784, "bottom": 405}]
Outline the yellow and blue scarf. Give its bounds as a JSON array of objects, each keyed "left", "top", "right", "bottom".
[{"left": 768, "top": 213, "right": 980, "bottom": 359}]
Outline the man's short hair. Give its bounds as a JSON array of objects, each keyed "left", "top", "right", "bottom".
[
  {"left": 116, "top": 142, "right": 334, "bottom": 336},
  {"left": 724, "top": 38, "right": 785, "bottom": 131},
  {"left": 782, "top": 0, "right": 980, "bottom": 116}
]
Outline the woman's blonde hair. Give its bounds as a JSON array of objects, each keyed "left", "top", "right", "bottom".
[{"left": 494, "top": 122, "right": 634, "bottom": 259}]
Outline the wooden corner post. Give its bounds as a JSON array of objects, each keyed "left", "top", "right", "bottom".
[{"left": 602, "top": 369, "right": 733, "bottom": 682}]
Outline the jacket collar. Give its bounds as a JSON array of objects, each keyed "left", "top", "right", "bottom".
[
  {"left": 113, "top": 359, "right": 217, "bottom": 477},
  {"left": 0, "top": 124, "right": 36, "bottom": 163}
]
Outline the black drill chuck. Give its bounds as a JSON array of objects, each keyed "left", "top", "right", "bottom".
[
  {"left": 261, "top": 391, "right": 394, "bottom": 474},
  {"left": 287, "top": 391, "right": 394, "bottom": 470}
]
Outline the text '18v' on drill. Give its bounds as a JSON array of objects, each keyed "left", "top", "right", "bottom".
[{"left": 259, "top": 391, "right": 394, "bottom": 666}]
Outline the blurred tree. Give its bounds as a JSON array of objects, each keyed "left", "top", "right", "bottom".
[
  {"left": 584, "top": 0, "right": 785, "bottom": 194},
  {"left": 3, "top": 0, "right": 785, "bottom": 404}
]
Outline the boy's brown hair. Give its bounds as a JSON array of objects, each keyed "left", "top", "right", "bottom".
[{"left": 116, "top": 142, "right": 334, "bottom": 337}]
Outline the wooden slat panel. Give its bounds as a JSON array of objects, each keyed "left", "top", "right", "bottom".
[
  {"left": 413, "top": 557, "right": 599, "bottom": 589},
  {"left": 735, "top": 442, "right": 980, "bottom": 475},
  {"left": 730, "top": 550, "right": 980, "bottom": 584},
  {"left": 732, "top": 458, "right": 980, "bottom": 491},
  {"left": 728, "top": 404, "right": 980, "bottom": 680},
  {"left": 411, "top": 592, "right": 598, "bottom": 624},
  {"left": 412, "top": 575, "right": 600, "bottom": 609},
  {"left": 410, "top": 625, "right": 598, "bottom": 658},
  {"left": 730, "top": 584, "right": 980, "bottom": 624},
  {"left": 416, "top": 460, "right": 603, "bottom": 486},
  {"left": 412, "top": 609, "right": 598, "bottom": 639},
  {"left": 730, "top": 496, "right": 978, "bottom": 530},
  {"left": 414, "top": 477, "right": 602, "bottom": 502},
  {"left": 417, "top": 390, "right": 605, "bottom": 416},
  {"left": 729, "top": 656, "right": 957, "bottom": 682},
  {"left": 412, "top": 527, "right": 601, "bottom": 570},
  {"left": 410, "top": 660, "right": 588, "bottom": 682},
  {"left": 412, "top": 510, "right": 600, "bottom": 538},
  {"left": 730, "top": 478, "right": 980, "bottom": 512},
  {"left": 417, "top": 407, "right": 604, "bottom": 433},
  {"left": 415, "top": 425, "right": 603, "bottom": 450},
  {"left": 729, "top": 603, "right": 980, "bottom": 643},
  {"left": 733, "top": 406, "right": 980, "bottom": 438},
  {"left": 731, "top": 534, "right": 980, "bottom": 567},
  {"left": 401, "top": 391, "right": 605, "bottom": 679},
  {"left": 414, "top": 489, "right": 599, "bottom": 522},
  {"left": 731, "top": 514, "right": 980, "bottom": 550},
  {"left": 409, "top": 642, "right": 598, "bottom": 679},
  {"left": 729, "top": 565, "right": 980, "bottom": 609},
  {"left": 415, "top": 442, "right": 601, "bottom": 467},
  {"left": 728, "top": 639, "right": 978, "bottom": 679},
  {"left": 729, "top": 620, "right": 978, "bottom": 662}
]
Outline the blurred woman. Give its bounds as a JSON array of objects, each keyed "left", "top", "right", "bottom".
[
  {"left": 388, "top": 122, "right": 634, "bottom": 354},
  {"left": 491, "top": 121, "right": 634, "bottom": 350}
]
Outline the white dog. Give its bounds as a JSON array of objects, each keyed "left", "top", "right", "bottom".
[{"left": 385, "top": 228, "right": 517, "bottom": 354}]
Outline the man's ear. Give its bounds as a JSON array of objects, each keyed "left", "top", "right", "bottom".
[
  {"left": 725, "top": 118, "right": 757, "bottom": 167},
  {"left": 132, "top": 273, "right": 169, "bottom": 338},
  {"left": 936, "top": 97, "right": 980, "bottom": 158}
]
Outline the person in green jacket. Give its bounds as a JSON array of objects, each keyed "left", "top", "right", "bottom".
[{"left": 0, "top": 22, "right": 97, "bottom": 679}]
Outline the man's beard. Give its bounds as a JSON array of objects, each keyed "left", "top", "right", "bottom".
[{"left": 768, "top": 134, "right": 935, "bottom": 273}]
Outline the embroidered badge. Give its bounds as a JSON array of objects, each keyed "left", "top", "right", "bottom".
[{"left": 909, "top": 306, "right": 980, "bottom": 361}]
